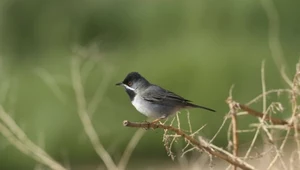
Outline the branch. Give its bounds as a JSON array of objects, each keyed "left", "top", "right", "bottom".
[
  {"left": 71, "top": 57, "right": 117, "bottom": 170},
  {"left": 227, "top": 85, "right": 239, "bottom": 170},
  {"left": 230, "top": 108, "right": 239, "bottom": 170},
  {"left": 0, "top": 106, "right": 66, "bottom": 170},
  {"left": 260, "top": 0, "right": 286, "bottom": 72},
  {"left": 123, "top": 120, "right": 256, "bottom": 170},
  {"left": 117, "top": 129, "right": 146, "bottom": 170},
  {"left": 234, "top": 102, "right": 289, "bottom": 126}
]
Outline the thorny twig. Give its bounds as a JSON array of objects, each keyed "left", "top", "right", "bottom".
[
  {"left": 224, "top": 61, "right": 300, "bottom": 169},
  {"left": 227, "top": 85, "right": 239, "bottom": 170}
]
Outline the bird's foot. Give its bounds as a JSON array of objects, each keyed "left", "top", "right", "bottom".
[
  {"left": 150, "top": 118, "right": 161, "bottom": 124},
  {"left": 141, "top": 120, "right": 151, "bottom": 130},
  {"left": 141, "top": 119, "right": 161, "bottom": 130}
]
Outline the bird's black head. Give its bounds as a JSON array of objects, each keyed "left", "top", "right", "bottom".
[
  {"left": 122, "top": 72, "right": 143, "bottom": 86},
  {"left": 116, "top": 72, "right": 150, "bottom": 101},
  {"left": 116, "top": 72, "right": 150, "bottom": 90}
]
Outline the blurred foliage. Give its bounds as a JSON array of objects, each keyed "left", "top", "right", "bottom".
[{"left": 0, "top": 0, "right": 300, "bottom": 169}]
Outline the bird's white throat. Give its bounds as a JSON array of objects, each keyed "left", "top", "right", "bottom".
[{"left": 124, "top": 84, "right": 135, "bottom": 91}]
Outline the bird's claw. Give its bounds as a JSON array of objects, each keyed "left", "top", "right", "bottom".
[{"left": 141, "top": 120, "right": 151, "bottom": 130}]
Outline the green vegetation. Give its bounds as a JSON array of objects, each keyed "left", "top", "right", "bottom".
[{"left": 0, "top": 0, "right": 299, "bottom": 169}]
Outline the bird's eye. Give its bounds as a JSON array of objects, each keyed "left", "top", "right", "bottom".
[{"left": 128, "top": 81, "right": 133, "bottom": 86}]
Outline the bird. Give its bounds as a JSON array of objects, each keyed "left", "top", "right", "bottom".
[{"left": 116, "top": 72, "right": 215, "bottom": 123}]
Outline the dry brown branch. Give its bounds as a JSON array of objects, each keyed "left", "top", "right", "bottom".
[
  {"left": 231, "top": 111, "right": 239, "bottom": 170},
  {"left": 260, "top": 62, "right": 287, "bottom": 170},
  {"left": 227, "top": 88, "right": 239, "bottom": 170},
  {"left": 238, "top": 104, "right": 288, "bottom": 126},
  {"left": 281, "top": 67, "right": 293, "bottom": 88},
  {"left": 71, "top": 55, "right": 145, "bottom": 170},
  {"left": 34, "top": 68, "right": 67, "bottom": 104},
  {"left": 290, "top": 63, "right": 300, "bottom": 162},
  {"left": 227, "top": 100, "right": 294, "bottom": 169},
  {"left": 246, "top": 89, "right": 292, "bottom": 106},
  {"left": 260, "top": 0, "right": 286, "bottom": 72},
  {"left": 261, "top": 61, "right": 267, "bottom": 114},
  {"left": 162, "top": 116, "right": 177, "bottom": 160},
  {"left": 165, "top": 115, "right": 180, "bottom": 160},
  {"left": 186, "top": 111, "right": 193, "bottom": 133},
  {"left": 123, "top": 120, "right": 256, "bottom": 170},
  {"left": 210, "top": 116, "right": 229, "bottom": 143},
  {"left": 0, "top": 123, "right": 66, "bottom": 170},
  {"left": 0, "top": 107, "right": 66, "bottom": 170},
  {"left": 229, "top": 102, "right": 300, "bottom": 130},
  {"left": 87, "top": 66, "right": 114, "bottom": 117},
  {"left": 225, "top": 61, "right": 300, "bottom": 170},
  {"left": 181, "top": 124, "right": 207, "bottom": 157},
  {"left": 117, "top": 129, "right": 146, "bottom": 170},
  {"left": 71, "top": 57, "right": 117, "bottom": 170},
  {"left": 249, "top": 124, "right": 288, "bottom": 130},
  {"left": 258, "top": 2, "right": 295, "bottom": 165},
  {"left": 32, "top": 52, "right": 146, "bottom": 170},
  {"left": 227, "top": 85, "right": 239, "bottom": 170}
]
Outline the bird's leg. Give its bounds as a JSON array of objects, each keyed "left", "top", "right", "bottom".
[
  {"left": 161, "top": 118, "right": 169, "bottom": 125},
  {"left": 150, "top": 118, "right": 161, "bottom": 124},
  {"left": 151, "top": 116, "right": 167, "bottom": 124},
  {"left": 140, "top": 120, "right": 151, "bottom": 130}
]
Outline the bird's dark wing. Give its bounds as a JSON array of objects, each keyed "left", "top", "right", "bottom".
[
  {"left": 142, "top": 85, "right": 191, "bottom": 106},
  {"left": 142, "top": 85, "right": 216, "bottom": 112}
]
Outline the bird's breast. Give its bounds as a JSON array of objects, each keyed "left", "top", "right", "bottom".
[
  {"left": 131, "top": 95, "right": 153, "bottom": 117},
  {"left": 131, "top": 95, "right": 178, "bottom": 118}
]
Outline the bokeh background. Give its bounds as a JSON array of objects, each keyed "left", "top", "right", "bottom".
[{"left": 0, "top": 0, "right": 300, "bottom": 169}]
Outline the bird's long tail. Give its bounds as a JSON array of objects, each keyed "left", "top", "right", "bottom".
[{"left": 185, "top": 103, "right": 216, "bottom": 112}]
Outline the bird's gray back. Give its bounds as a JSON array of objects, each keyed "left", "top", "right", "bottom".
[{"left": 141, "top": 85, "right": 190, "bottom": 107}]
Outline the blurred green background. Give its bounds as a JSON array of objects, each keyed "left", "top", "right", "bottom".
[{"left": 0, "top": 0, "right": 300, "bottom": 169}]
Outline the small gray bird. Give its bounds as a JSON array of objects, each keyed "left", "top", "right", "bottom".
[{"left": 116, "top": 72, "right": 215, "bottom": 123}]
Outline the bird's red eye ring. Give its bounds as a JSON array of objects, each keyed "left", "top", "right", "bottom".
[{"left": 128, "top": 81, "right": 133, "bottom": 86}]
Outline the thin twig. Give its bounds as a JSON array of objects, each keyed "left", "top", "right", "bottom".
[
  {"left": 34, "top": 68, "right": 66, "bottom": 104},
  {"left": 190, "top": 124, "right": 207, "bottom": 137},
  {"left": 246, "top": 89, "right": 292, "bottom": 106},
  {"left": 258, "top": 6, "right": 291, "bottom": 167},
  {"left": 87, "top": 66, "right": 114, "bottom": 117},
  {"left": 186, "top": 111, "right": 192, "bottom": 134},
  {"left": 228, "top": 95, "right": 239, "bottom": 170},
  {"left": 231, "top": 113, "right": 238, "bottom": 170},
  {"left": 291, "top": 65, "right": 300, "bottom": 162},
  {"left": 281, "top": 67, "right": 293, "bottom": 88},
  {"left": 261, "top": 61, "right": 267, "bottom": 114},
  {"left": 0, "top": 108, "right": 66, "bottom": 170},
  {"left": 249, "top": 124, "right": 288, "bottom": 130},
  {"left": 260, "top": 61, "right": 286, "bottom": 169},
  {"left": 209, "top": 85, "right": 232, "bottom": 143},
  {"left": 71, "top": 57, "right": 117, "bottom": 170},
  {"left": 210, "top": 117, "right": 228, "bottom": 143},
  {"left": 260, "top": 0, "right": 286, "bottom": 72},
  {"left": 260, "top": 62, "right": 287, "bottom": 170},
  {"left": 238, "top": 104, "right": 289, "bottom": 126},
  {"left": 118, "top": 129, "right": 146, "bottom": 170}
]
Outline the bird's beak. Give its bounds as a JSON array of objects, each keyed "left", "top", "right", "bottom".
[{"left": 115, "top": 82, "right": 123, "bottom": 86}]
